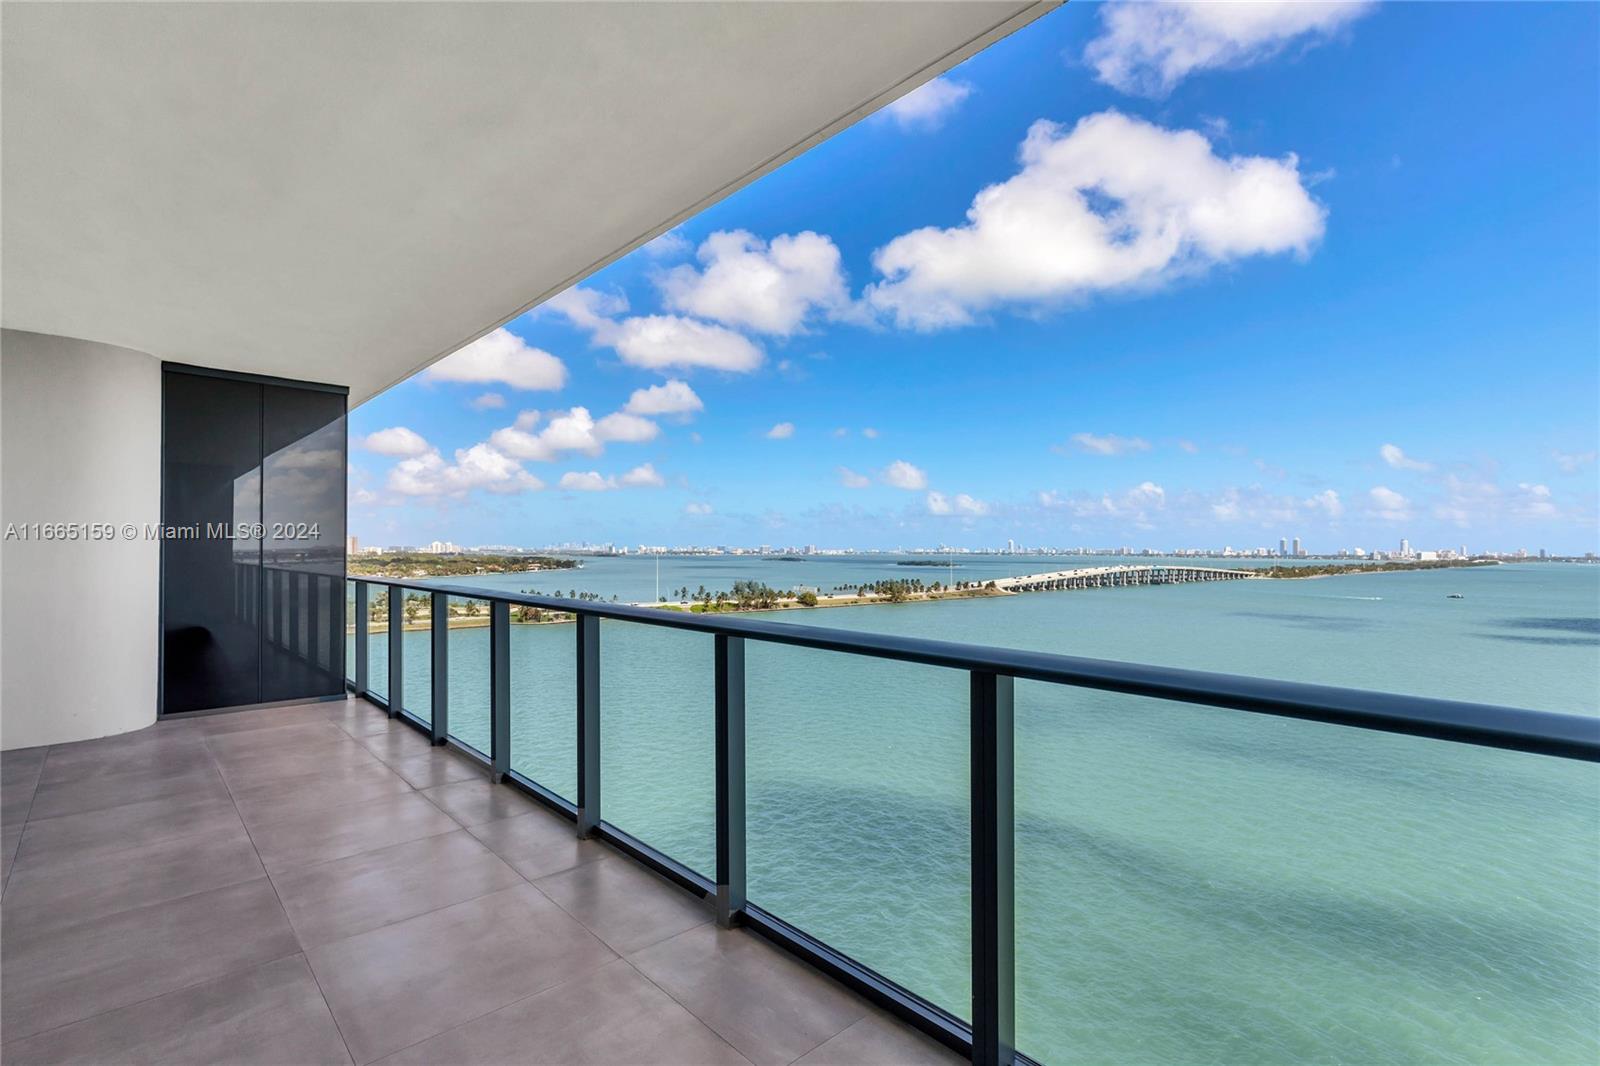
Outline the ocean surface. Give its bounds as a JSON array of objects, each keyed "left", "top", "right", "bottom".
[{"left": 353, "top": 556, "right": 1599, "bottom": 1064}]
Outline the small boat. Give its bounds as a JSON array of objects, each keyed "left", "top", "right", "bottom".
[{"left": 1447, "top": 593, "right": 1464, "bottom": 599}]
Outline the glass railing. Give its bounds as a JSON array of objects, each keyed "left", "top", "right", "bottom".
[{"left": 344, "top": 576, "right": 1600, "bottom": 1066}]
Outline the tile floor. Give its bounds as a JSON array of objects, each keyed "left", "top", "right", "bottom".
[{"left": 0, "top": 698, "right": 962, "bottom": 1065}]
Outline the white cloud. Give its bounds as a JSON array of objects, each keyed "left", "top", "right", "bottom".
[
  {"left": 1380, "top": 443, "right": 1432, "bottom": 472},
  {"left": 426, "top": 328, "right": 568, "bottom": 391},
  {"left": 926, "top": 491, "right": 989, "bottom": 516},
  {"left": 489, "top": 406, "right": 657, "bottom": 462},
  {"left": 1512, "top": 483, "right": 1557, "bottom": 518},
  {"left": 833, "top": 427, "right": 850, "bottom": 438},
  {"left": 838, "top": 467, "right": 871, "bottom": 489},
  {"left": 862, "top": 427, "right": 880, "bottom": 440},
  {"left": 1085, "top": 1, "right": 1374, "bottom": 98},
  {"left": 559, "top": 471, "right": 614, "bottom": 492},
  {"left": 470, "top": 392, "right": 506, "bottom": 411},
  {"left": 1369, "top": 485, "right": 1410, "bottom": 519},
  {"left": 658, "top": 230, "right": 854, "bottom": 336},
  {"left": 1305, "top": 488, "right": 1344, "bottom": 518},
  {"left": 545, "top": 286, "right": 629, "bottom": 331},
  {"left": 881, "top": 76, "right": 973, "bottom": 131},
  {"left": 1554, "top": 450, "right": 1597, "bottom": 474},
  {"left": 866, "top": 111, "right": 1324, "bottom": 330},
  {"left": 624, "top": 379, "right": 704, "bottom": 417},
  {"left": 766, "top": 422, "right": 795, "bottom": 440},
  {"left": 684, "top": 502, "right": 714, "bottom": 516},
  {"left": 388, "top": 444, "right": 543, "bottom": 498},
  {"left": 359, "top": 426, "right": 432, "bottom": 458},
  {"left": 608, "top": 315, "right": 764, "bottom": 373},
  {"left": 642, "top": 229, "right": 691, "bottom": 259},
  {"left": 619, "top": 463, "right": 665, "bottom": 488},
  {"left": 1069, "top": 432, "right": 1152, "bottom": 456},
  {"left": 881, "top": 460, "right": 928, "bottom": 490},
  {"left": 1178, "top": 439, "right": 1199, "bottom": 454},
  {"left": 1041, "top": 481, "right": 1166, "bottom": 526}
]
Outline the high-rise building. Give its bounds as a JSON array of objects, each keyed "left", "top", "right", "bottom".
[
  {"left": 1401, "top": 538, "right": 1411, "bottom": 558},
  {"left": 1292, "top": 536, "right": 1303, "bottom": 557},
  {"left": 346, "top": 534, "right": 358, "bottom": 555},
  {"left": 1279, "top": 537, "right": 1288, "bottom": 557}
]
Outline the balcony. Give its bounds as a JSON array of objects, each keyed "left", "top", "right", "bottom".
[{"left": 0, "top": 697, "right": 958, "bottom": 1065}]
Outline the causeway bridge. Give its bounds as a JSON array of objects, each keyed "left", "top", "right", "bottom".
[{"left": 972, "top": 565, "right": 1257, "bottom": 593}]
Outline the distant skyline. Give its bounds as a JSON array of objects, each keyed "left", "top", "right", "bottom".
[{"left": 349, "top": 2, "right": 1600, "bottom": 554}]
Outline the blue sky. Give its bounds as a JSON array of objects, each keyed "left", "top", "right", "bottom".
[{"left": 350, "top": 2, "right": 1599, "bottom": 554}]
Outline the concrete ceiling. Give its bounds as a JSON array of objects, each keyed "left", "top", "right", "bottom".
[{"left": 2, "top": 1, "right": 1053, "bottom": 402}]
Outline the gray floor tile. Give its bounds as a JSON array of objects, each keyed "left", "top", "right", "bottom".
[
  {"left": 273, "top": 830, "right": 522, "bottom": 948},
  {"left": 388, "top": 749, "right": 485, "bottom": 791},
  {"left": 0, "top": 878, "right": 300, "bottom": 1042},
  {"left": 12, "top": 780, "right": 242, "bottom": 871},
  {"left": 0, "top": 954, "right": 351, "bottom": 1065},
  {"left": 2, "top": 820, "right": 22, "bottom": 887},
  {"left": 536, "top": 854, "right": 712, "bottom": 955},
  {"left": 1, "top": 747, "right": 46, "bottom": 826},
  {"left": 2, "top": 823, "right": 264, "bottom": 935},
  {"left": 231, "top": 759, "right": 412, "bottom": 831},
  {"left": 206, "top": 720, "right": 352, "bottom": 763},
  {"left": 377, "top": 958, "right": 750, "bottom": 1066},
  {"left": 26, "top": 762, "right": 225, "bottom": 822},
  {"left": 357, "top": 725, "right": 436, "bottom": 765},
  {"left": 306, "top": 884, "right": 615, "bottom": 1063},
  {"left": 38, "top": 725, "right": 208, "bottom": 785},
  {"left": 334, "top": 710, "right": 415, "bottom": 739},
  {"left": 215, "top": 736, "right": 387, "bottom": 791},
  {"left": 793, "top": 1012, "right": 965, "bottom": 1066},
  {"left": 465, "top": 807, "right": 607, "bottom": 882},
  {"left": 1, "top": 746, "right": 48, "bottom": 779},
  {"left": 249, "top": 791, "right": 459, "bottom": 873},
  {"left": 200, "top": 700, "right": 346, "bottom": 737},
  {"left": 630, "top": 923, "right": 869, "bottom": 1066},
  {"left": 421, "top": 778, "right": 540, "bottom": 828}
]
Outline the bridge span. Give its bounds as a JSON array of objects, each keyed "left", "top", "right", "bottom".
[{"left": 972, "top": 564, "right": 1257, "bottom": 593}]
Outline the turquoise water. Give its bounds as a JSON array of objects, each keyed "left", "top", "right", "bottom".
[{"left": 351, "top": 559, "right": 1599, "bottom": 1064}]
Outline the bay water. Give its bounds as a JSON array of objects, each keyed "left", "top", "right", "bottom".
[{"left": 354, "top": 557, "right": 1598, "bottom": 1064}]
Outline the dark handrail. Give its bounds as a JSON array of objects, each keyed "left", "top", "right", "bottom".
[{"left": 353, "top": 576, "right": 1600, "bottom": 761}]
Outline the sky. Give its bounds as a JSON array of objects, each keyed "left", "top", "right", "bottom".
[{"left": 349, "top": 1, "right": 1600, "bottom": 554}]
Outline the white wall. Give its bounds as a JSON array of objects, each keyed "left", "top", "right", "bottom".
[{"left": 2, "top": 329, "right": 161, "bottom": 749}]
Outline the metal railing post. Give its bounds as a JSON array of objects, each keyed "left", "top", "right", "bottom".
[
  {"left": 353, "top": 581, "right": 369, "bottom": 696},
  {"left": 491, "top": 600, "right": 511, "bottom": 782},
  {"left": 715, "top": 634, "right": 747, "bottom": 928},
  {"left": 971, "top": 670, "right": 1015, "bottom": 1066},
  {"left": 387, "top": 588, "right": 403, "bottom": 718},
  {"left": 430, "top": 591, "right": 449, "bottom": 745},
  {"left": 576, "top": 614, "right": 601, "bottom": 838}
]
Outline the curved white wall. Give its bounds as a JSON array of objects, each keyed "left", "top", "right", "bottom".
[{"left": 2, "top": 329, "right": 161, "bottom": 749}]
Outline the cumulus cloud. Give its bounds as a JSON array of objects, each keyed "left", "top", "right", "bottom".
[
  {"left": 658, "top": 230, "right": 855, "bottom": 336},
  {"left": 838, "top": 467, "right": 872, "bottom": 489},
  {"left": 1041, "top": 481, "right": 1166, "bottom": 526},
  {"left": 559, "top": 471, "right": 613, "bottom": 492},
  {"left": 684, "top": 502, "right": 714, "bottom": 516},
  {"left": 862, "top": 427, "right": 880, "bottom": 440},
  {"left": 1512, "top": 483, "right": 1557, "bottom": 518},
  {"left": 558, "top": 463, "right": 667, "bottom": 492},
  {"left": 470, "top": 392, "right": 506, "bottom": 411},
  {"left": 881, "top": 76, "right": 973, "bottom": 131},
  {"left": 620, "top": 463, "right": 665, "bottom": 488},
  {"left": 489, "top": 406, "right": 657, "bottom": 462},
  {"left": 1068, "top": 432, "right": 1152, "bottom": 456},
  {"left": 607, "top": 314, "right": 763, "bottom": 373},
  {"left": 642, "top": 229, "right": 691, "bottom": 259},
  {"left": 881, "top": 460, "right": 928, "bottom": 490},
  {"left": 926, "top": 491, "right": 989, "bottom": 516},
  {"left": 388, "top": 444, "right": 544, "bottom": 498},
  {"left": 426, "top": 328, "right": 568, "bottom": 391},
  {"left": 545, "top": 286, "right": 629, "bottom": 331},
  {"left": 1085, "top": 1, "right": 1373, "bottom": 98},
  {"left": 766, "top": 422, "right": 796, "bottom": 440},
  {"left": 1305, "top": 488, "right": 1345, "bottom": 518},
  {"left": 359, "top": 426, "right": 432, "bottom": 458},
  {"left": 1368, "top": 485, "right": 1410, "bottom": 519},
  {"left": 624, "top": 379, "right": 703, "bottom": 417},
  {"left": 865, "top": 111, "right": 1324, "bottom": 330},
  {"left": 1380, "top": 443, "right": 1432, "bottom": 472}
]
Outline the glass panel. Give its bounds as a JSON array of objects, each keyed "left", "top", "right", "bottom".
[
  {"left": 1013, "top": 680, "right": 1600, "bottom": 1064},
  {"left": 509, "top": 606, "right": 578, "bottom": 801},
  {"left": 366, "top": 587, "right": 388, "bottom": 702},
  {"left": 260, "top": 383, "right": 346, "bottom": 702},
  {"left": 446, "top": 596, "right": 492, "bottom": 755},
  {"left": 600, "top": 621, "right": 714, "bottom": 876},
  {"left": 746, "top": 643, "right": 969, "bottom": 1019},
  {"left": 344, "top": 580, "right": 357, "bottom": 684},
  {"left": 398, "top": 590, "right": 432, "bottom": 723},
  {"left": 160, "top": 370, "right": 260, "bottom": 713}
]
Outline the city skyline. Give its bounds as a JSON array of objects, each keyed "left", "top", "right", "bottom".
[{"left": 348, "top": 3, "right": 1599, "bottom": 554}]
